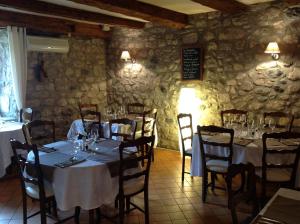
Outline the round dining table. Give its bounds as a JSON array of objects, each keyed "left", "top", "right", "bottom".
[
  {"left": 0, "top": 121, "right": 24, "bottom": 177},
  {"left": 190, "top": 133, "right": 300, "bottom": 188}
]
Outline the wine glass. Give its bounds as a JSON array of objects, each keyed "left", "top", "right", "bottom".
[
  {"left": 73, "top": 140, "right": 82, "bottom": 160},
  {"left": 269, "top": 118, "right": 276, "bottom": 132},
  {"left": 90, "top": 128, "right": 99, "bottom": 142},
  {"left": 106, "top": 107, "right": 112, "bottom": 120}
]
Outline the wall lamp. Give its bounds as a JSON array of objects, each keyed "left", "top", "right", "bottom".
[
  {"left": 264, "top": 42, "right": 280, "bottom": 60},
  {"left": 120, "top": 50, "right": 135, "bottom": 63}
]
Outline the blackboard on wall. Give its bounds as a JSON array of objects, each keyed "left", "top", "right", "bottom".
[{"left": 181, "top": 45, "right": 203, "bottom": 80}]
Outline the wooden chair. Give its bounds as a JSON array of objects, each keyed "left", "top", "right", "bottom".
[
  {"left": 197, "top": 125, "right": 234, "bottom": 202},
  {"left": 177, "top": 113, "right": 193, "bottom": 182},
  {"left": 10, "top": 139, "right": 79, "bottom": 224},
  {"left": 117, "top": 136, "right": 155, "bottom": 224},
  {"left": 226, "top": 163, "right": 259, "bottom": 224},
  {"left": 79, "top": 103, "right": 98, "bottom": 112},
  {"left": 221, "top": 109, "right": 248, "bottom": 127},
  {"left": 20, "top": 108, "right": 33, "bottom": 123},
  {"left": 109, "top": 118, "right": 137, "bottom": 141},
  {"left": 142, "top": 109, "right": 157, "bottom": 162},
  {"left": 22, "top": 120, "right": 55, "bottom": 146},
  {"left": 258, "top": 131, "right": 300, "bottom": 205},
  {"left": 127, "top": 103, "right": 145, "bottom": 115},
  {"left": 80, "top": 110, "right": 102, "bottom": 137},
  {"left": 263, "top": 112, "right": 294, "bottom": 132}
]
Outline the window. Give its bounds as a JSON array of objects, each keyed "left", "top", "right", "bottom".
[{"left": 0, "top": 28, "right": 17, "bottom": 118}]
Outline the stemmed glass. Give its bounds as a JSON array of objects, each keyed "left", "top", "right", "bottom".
[
  {"left": 106, "top": 107, "right": 112, "bottom": 120},
  {"left": 119, "top": 106, "right": 126, "bottom": 118},
  {"left": 269, "top": 118, "right": 276, "bottom": 132}
]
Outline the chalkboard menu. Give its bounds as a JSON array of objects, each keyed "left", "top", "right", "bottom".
[{"left": 181, "top": 46, "right": 203, "bottom": 80}]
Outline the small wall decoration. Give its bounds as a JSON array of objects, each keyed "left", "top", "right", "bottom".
[
  {"left": 34, "top": 53, "right": 47, "bottom": 82},
  {"left": 181, "top": 45, "right": 203, "bottom": 80}
]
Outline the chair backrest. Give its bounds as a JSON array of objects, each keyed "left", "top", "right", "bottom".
[
  {"left": 226, "top": 163, "right": 259, "bottom": 224},
  {"left": 220, "top": 109, "right": 248, "bottom": 127},
  {"left": 10, "top": 139, "right": 46, "bottom": 202},
  {"left": 263, "top": 112, "right": 294, "bottom": 132},
  {"left": 197, "top": 125, "right": 234, "bottom": 170},
  {"left": 79, "top": 103, "right": 98, "bottom": 112},
  {"left": 141, "top": 109, "right": 157, "bottom": 137},
  {"left": 20, "top": 108, "right": 33, "bottom": 123},
  {"left": 22, "top": 120, "right": 55, "bottom": 145},
  {"left": 118, "top": 136, "right": 155, "bottom": 197},
  {"left": 291, "top": 117, "right": 300, "bottom": 133},
  {"left": 177, "top": 113, "right": 193, "bottom": 152},
  {"left": 80, "top": 110, "right": 102, "bottom": 137},
  {"left": 262, "top": 131, "right": 300, "bottom": 186},
  {"left": 127, "top": 103, "right": 145, "bottom": 115},
  {"left": 109, "top": 118, "right": 137, "bottom": 141}
]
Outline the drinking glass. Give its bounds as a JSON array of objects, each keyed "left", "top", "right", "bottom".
[
  {"left": 90, "top": 128, "right": 99, "bottom": 142},
  {"left": 73, "top": 140, "right": 82, "bottom": 159},
  {"left": 106, "top": 107, "right": 112, "bottom": 120},
  {"left": 269, "top": 119, "right": 276, "bottom": 132}
]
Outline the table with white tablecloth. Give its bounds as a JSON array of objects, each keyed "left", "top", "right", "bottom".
[
  {"left": 0, "top": 122, "right": 25, "bottom": 177},
  {"left": 67, "top": 118, "right": 158, "bottom": 147},
  {"left": 27, "top": 140, "right": 133, "bottom": 211},
  {"left": 190, "top": 134, "right": 300, "bottom": 188}
]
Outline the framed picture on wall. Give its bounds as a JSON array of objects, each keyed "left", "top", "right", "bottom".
[{"left": 181, "top": 45, "right": 204, "bottom": 81}]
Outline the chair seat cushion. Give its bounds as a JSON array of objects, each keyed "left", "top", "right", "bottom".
[
  {"left": 256, "top": 168, "right": 292, "bottom": 182},
  {"left": 206, "top": 160, "right": 229, "bottom": 173},
  {"left": 25, "top": 180, "right": 54, "bottom": 199},
  {"left": 123, "top": 176, "right": 145, "bottom": 196}
]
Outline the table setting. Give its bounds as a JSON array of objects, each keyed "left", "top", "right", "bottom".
[
  {"left": 191, "top": 122, "right": 300, "bottom": 188},
  {"left": 26, "top": 135, "right": 139, "bottom": 211}
]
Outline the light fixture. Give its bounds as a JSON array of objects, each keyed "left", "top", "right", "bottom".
[
  {"left": 264, "top": 42, "right": 280, "bottom": 60},
  {"left": 120, "top": 50, "right": 135, "bottom": 63}
]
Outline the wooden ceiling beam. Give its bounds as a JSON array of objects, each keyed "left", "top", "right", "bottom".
[
  {"left": 0, "top": 0, "right": 145, "bottom": 29},
  {"left": 286, "top": 0, "right": 300, "bottom": 4},
  {"left": 70, "top": 0, "right": 188, "bottom": 29},
  {"left": 0, "top": 9, "right": 111, "bottom": 38},
  {"left": 192, "top": 0, "right": 248, "bottom": 13}
]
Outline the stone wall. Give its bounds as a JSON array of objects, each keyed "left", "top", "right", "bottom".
[
  {"left": 0, "top": 29, "right": 17, "bottom": 117},
  {"left": 106, "top": 1, "right": 300, "bottom": 149},
  {"left": 26, "top": 38, "right": 107, "bottom": 138}
]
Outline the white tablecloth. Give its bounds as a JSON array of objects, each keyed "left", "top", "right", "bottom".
[
  {"left": 0, "top": 122, "right": 25, "bottom": 177},
  {"left": 67, "top": 119, "right": 158, "bottom": 146},
  {"left": 190, "top": 134, "right": 300, "bottom": 187},
  {"left": 29, "top": 141, "right": 119, "bottom": 211}
]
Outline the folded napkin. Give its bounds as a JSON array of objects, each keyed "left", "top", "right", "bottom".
[
  {"left": 55, "top": 157, "right": 86, "bottom": 168},
  {"left": 266, "top": 139, "right": 286, "bottom": 147},
  {"left": 234, "top": 138, "right": 253, "bottom": 146},
  {"left": 38, "top": 146, "right": 57, "bottom": 153}
]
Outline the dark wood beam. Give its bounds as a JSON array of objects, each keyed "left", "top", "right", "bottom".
[
  {"left": 0, "top": 9, "right": 111, "bottom": 38},
  {"left": 0, "top": 0, "right": 145, "bottom": 29},
  {"left": 192, "top": 0, "right": 248, "bottom": 13},
  {"left": 286, "top": 0, "right": 300, "bottom": 4},
  {"left": 70, "top": 0, "right": 188, "bottom": 29}
]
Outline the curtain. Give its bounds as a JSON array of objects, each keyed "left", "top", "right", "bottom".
[{"left": 7, "top": 26, "right": 27, "bottom": 110}]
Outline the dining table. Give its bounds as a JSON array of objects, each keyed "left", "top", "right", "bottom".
[
  {"left": 190, "top": 131, "right": 300, "bottom": 188},
  {"left": 27, "top": 139, "right": 138, "bottom": 212},
  {"left": 67, "top": 117, "right": 158, "bottom": 147},
  {"left": 0, "top": 121, "right": 25, "bottom": 177},
  {"left": 251, "top": 188, "right": 300, "bottom": 224}
]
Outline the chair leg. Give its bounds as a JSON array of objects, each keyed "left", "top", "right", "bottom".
[
  {"left": 144, "top": 191, "right": 149, "bottom": 224},
  {"left": 22, "top": 194, "right": 27, "bottom": 224},
  {"left": 40, "top": 202, "right": 47, "bottom": 224},
  {"left": 118, "top": 197, "right": 125, "bottom": 224},
  {"left": 182, "top": 155, "right": 185, "bottom": 182},
  {"left": 152, "top": 148, "right": 154, "bottom": 162},
  {"left": 52, "top": 198, "right": 58, "bottom": 218},
  {"left": 74, "top": 206, "right": 81, "bottom": 224},
  {"left": 125, "top": 197, "right": 130, "bottom": 213},
  {"left": 202, "top": 172, "right": 208, "bottom": 203},
  {"left": 211, "top": 173, "right": 216, "bottom": 191},
  {"left": 96, "top": 208, "right": 101, "bottom": 223}
]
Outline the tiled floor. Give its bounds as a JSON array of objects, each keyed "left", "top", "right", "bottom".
[{"left": 0, "top": 149, "right": 240, "bottom": 224}]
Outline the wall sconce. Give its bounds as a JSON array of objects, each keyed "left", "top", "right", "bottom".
[
  {"left": 120, "top": 50, "right": 135, "bottom": 63},
  {"left": 264, "top": 42, "right": 280, "bottom": 60}
]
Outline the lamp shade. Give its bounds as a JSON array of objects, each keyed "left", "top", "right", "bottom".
[
  {"left": 120, "top": 50, "right": 131, "bottom": 61},
  {"left": 264, "top": 42, "right": 280, "bottom": 54}
]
